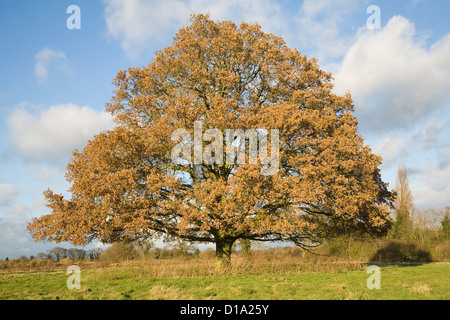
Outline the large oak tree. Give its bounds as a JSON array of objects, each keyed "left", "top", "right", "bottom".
[{"left": 27, "top": 14, "right": 393, "bottom": 268}]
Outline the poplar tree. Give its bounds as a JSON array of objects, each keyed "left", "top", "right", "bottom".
[{"left": 393, "top": 165, "right": 415, "bottom": 238}]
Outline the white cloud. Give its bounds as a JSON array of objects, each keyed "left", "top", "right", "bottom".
[
  {"left": 294, "top": 0, "right": 364, "bottom": 65},
  {"left": 0, "top": 184, "right": 18, "bottom": 207},
  {"left": 413, "top": 165, "right": 450, "bottom": 209},
  {"left": 334, "top": 15, "right": 450, "bottom": 132},
  {"left": 34, "top": 48, "right": 69, "bottom": 84},
  {"left": 103, "top": 0, "right": 366, "bottom": 68},
  {"left": 189, "top": 0, "right": 287, "bottom": 33},
  {"left": 32, "top": 194, "right": 47, "bottom": 211},
  {"left": 0, "top": 219, "right": 30, "bottom": 251},
  {"left": 0, "top": 217, "right": 51, "bottom": 259},
  {"left": 372, "top": 117, "right": 449, "bottom": 168},
  {"left": 6, "top": 203, "right": 30, "bottom": 219},
  {"left": 369, "top": 116, "right": 450, "bottom": 209},
  {"left": 438, "top": 146, "right": 450, "bottom": 170},
  {"left": 0, "top": 215, "right": 109, "bottom": 259},
  {"left": 331, "top": 15, "right": 450, "bottom": 210},
  {"left": 372, "top": 134, "right": 409, "bottom": 169},
  {"left": 28, "top": 163, "right": 64, "bottom": 183},
  {"left": 8, "top": 103, "right": 114, "bottom": 163},
  {"left": 103, "top": 0, "right": 287, "bottom": 59},
  {"left": 104, "top": 0, "right": 189, "bottom": 58}
]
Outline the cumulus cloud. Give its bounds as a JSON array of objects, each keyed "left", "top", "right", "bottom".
[
  {"left": 104, "top": 0, "right": 188, "bottom": 57},
  {"left": 334, "top": 15, "right": 450, "bottom": 132},
  {"left": 8, "top": 103, "right": 114, "bottom": 163},
  {"left": 413, "top": 165, "right": 450, "bottom": 209},
  {"left": 368, "top": 115, "right": 450, "bottom": 209},
  {"left": 189, "top": 0, "right": 287, "bottom": 33},
  {"left": 438, "top": 145, "right": 450, "bottom": 170},
  {"left": 294, "top": 0, "right": 363, "bottom": 64},
  {"left": 0, "top": 219, "right": 30, "bottom": 250},
  {"left": 103, "top": 0, "right": 287, "bottom": 59},
  {"left": 372, "top": 117, "right": 449, "bottom": 168},
  {"left": 0, "top": 184, "right": 18, "bottom": 207},
  {"left": 0, "top": 217, "right": 54, "bottom": 259},
  {"left": 6, "top": 203, "right": 30, "bottom": 219},
  {"left": 331, "top": 15, "right": 450, "bottom": 209},
  {"left": 34, "top": 48, "right": 69, "bottom": 84},
  {"left": 372, "top": 134, "right": 410, "bottom": 168}
]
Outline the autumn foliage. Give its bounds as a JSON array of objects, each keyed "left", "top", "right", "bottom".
[{"left": 27, "top": 14, "right": 393, "bottom": 268}]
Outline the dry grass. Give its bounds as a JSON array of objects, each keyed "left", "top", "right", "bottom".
[
  {"left": 0, "top": 260, "right": 96, "bottom": 274},
  {"left": 82, "top": 251, "right": 366, "bottom": 282},
  {"left": 148, "top": 285, "right": 194, "bottom": 300},
  {"left": 410, "top": 283, "right": 432, "bottom": 295},
  {"left": 3, "top": 238, "right": 449, "bottom": 275},
  {"left": 329, "top": 283, "right": 347, "bottom": 291}
]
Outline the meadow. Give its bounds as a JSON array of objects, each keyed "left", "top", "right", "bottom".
[{"left": 1, "top": 249, "right": 448, "bottom": 300}]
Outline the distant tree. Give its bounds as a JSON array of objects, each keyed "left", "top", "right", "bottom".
[
  {"left": 172, "top": 237, "right": 196, "bottom": 256},
  {"left": 47, "top": 247, "right": 68, "bottom": 261},
  {"left": 67, "top": 248, "right": 86, "bottom": 260},
  {"left": 87, "top": 248, "right": 104, "bottom": 260},
  {"left": 392, "top": 165, "right": 414, "bottom": 239},
  {"left": 100, "top": 243, "right": 137, "bottom": 263},
  {"left": 135, "top": 240, "right": 154, "bottom": 259},
  {"left": 441, "top": 210, "right": 450, "bottom": 240},
  {"left": 35, "top": 252, "right": 48, "bottom": 261},
  {"left": 411, "top": 208, "right": 434, "bottom": 244}
]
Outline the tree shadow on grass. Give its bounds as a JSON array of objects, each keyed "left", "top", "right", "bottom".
[{"left": 370, "top": 240, "right": 433, "bottom": 264}]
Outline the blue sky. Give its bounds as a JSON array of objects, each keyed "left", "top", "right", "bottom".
[{"left": 1, "top": 0, "right": 449, "bottom": 259}]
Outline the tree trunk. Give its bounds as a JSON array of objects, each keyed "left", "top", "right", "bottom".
[{"left": 215, "top": 238, "right": 234, "bottom": 271}]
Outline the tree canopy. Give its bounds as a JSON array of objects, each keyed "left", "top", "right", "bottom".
[{"left": 27, "top": 14, "right": 393, "bottom": 267}]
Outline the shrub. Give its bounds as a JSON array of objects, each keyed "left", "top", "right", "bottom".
[
  {"left": 199, "top": 248, "right": 216, "bottom": 259},
  {"left": 430, "top": 240, "right": 450, "bottom": 262},
  {"left": 370, "top": 240, "right": 432, "bottom": 263},
  {"left": 100, "top": 243, "right": 138, "bottom": 264},
  {"left": 59, "top": 258, "right": 74, "bottom": 266}
]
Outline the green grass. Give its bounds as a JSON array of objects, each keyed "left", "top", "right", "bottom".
[{"left": 0, "top": 263, "right": 448, "bottom": 300}]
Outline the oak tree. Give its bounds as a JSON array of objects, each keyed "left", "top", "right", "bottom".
[{"left": 27, "top": 14, "right": 393, "bottom": 268}]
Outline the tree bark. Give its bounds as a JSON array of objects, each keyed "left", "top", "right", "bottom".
[{"left": 215, "top": 238, "right": 235, "bottom": 271}]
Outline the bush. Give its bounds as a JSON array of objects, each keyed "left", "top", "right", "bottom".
[
  {"left": 430, "top": 240, "right": 450, "bottom": 262},
  {"left": 59, "top": 258, "right": 74, "bottom": 266},
  {"left": 371, "top": 240, "right": 432, "bottom": 263},
  {"left": 326, "top": 235, "right": 378, "bottom": 261},
  {"left": 100, "top": 243, "right": 138, "bottom": 264},
  {"left": 199, "top": 248, "right": 216, "bottom": 259}
]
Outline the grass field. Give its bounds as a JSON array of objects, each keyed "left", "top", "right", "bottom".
[{"left": 0, "top": 261, "right": 448, "bottom": 300}]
